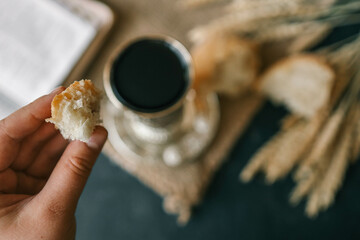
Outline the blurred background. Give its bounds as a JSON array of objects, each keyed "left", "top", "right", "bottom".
[{"left": 1, "top": 0, "right": 360, "bottom": 239}]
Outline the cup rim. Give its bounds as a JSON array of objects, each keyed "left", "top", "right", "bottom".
[{"left": 103, "top": 35, "right": 193, "bottom": 118}]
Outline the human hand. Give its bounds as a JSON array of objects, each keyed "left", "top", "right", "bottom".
[{"left": 0, "top": 87, "right": 108, "bottom": 240}]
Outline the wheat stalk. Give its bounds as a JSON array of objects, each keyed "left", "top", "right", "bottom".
[
  {"left": 294, "top": 107, "right": 345, "bottom": 181},
  {"left": 325, "top": 37, "right": 360, "bottom": 108},
  {"left": 188, "top": 4, "right": 327, "bottom": 43},
  {"left": 178, "top": 0, "right": 226, "bottom": 8},
  {"left": 305, "top": 105, "right": 356, "bottom": 217},
  {"left": 320, "top": 34, "right": 360, "bottom": 69},
  {"left": 239, "top": 133, "right": 283, "bottom": 182},
  {"left": 264, "top": 121, "right": 306, "bottom": 184},
  {"left": 290, "top": 172, "right": 317, "bottom": 206},
  {"left": 305, "top": 185, "right": 322, "bottom": 218},
  {"left": 287, "top": 23, "right": 331, "bottom": 53},
  {"left": 290, "top": 146, "right": 333, "bottom": 206},
  {"left": 264, "top": 113, "right": 325, "bottom": 183},
  {"left": 304, "top": 134, "right": 345, "bottom": 218},
  {"left": 316, "top": 136, "right": 350, "bottom": 211},
  {"left": 350, "top": 119, "right": 360, "bottom": 163},
  {"left": 295, "top": 102, "right": 355, "bottom": 212},
  {"left": 325, "top": 36, "right": 360, "bottom": 110},
  {"left": 254, "top": 22, "right": 325, "bottom": 42},
  {"left": 226, "top": 0, "right": 338, "bottom": 14},
  {"left": 330, "top": 1, "right": 360, "bottom": 16},
  {"left": 328, "top": 67, "right": 355, "bottom": 109},
  {"left": 225, "top": 0, "right": 304, "bottom": 13},
  {"left": 281, "top": 114, "right": 302, "bottom": 131},
  {"left": 188, "top": 0, "right": 360, "bottom": 44},
  {"left": 350, "top": 102, "right": 360, "bottom": 163}
]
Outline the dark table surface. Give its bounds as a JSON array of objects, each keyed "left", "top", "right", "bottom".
[{"left": 75, "top": 25, "right": 360, "bottom": 240}]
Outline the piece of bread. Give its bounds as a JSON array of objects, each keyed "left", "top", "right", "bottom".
[
  {"left": 191, "top": 34, "right": 259, "bottom": 96},
  {"left": 46, "top": 80, "right": 101, "bottom": 142},
  {"left": 259, "top": 54, "right": 335, "bottom": 118}
]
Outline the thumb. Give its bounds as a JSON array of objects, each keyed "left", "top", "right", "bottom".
[{"left": 36, "top": 126, "right": 107, "bottom": 215}]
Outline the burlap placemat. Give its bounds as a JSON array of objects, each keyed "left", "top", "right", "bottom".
[
  {"left": 103, "top": 92, "right": 263, "bottom": 224},
  {"left": 77, "top": 0, "right": 264, "bottom": 224}
]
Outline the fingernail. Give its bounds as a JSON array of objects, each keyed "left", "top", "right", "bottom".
[
  {"left": 50, "top": 86, "right": 64, "bottom": 95},
  {"left": 87, "top": 126, "right": 108, "bottom": 149}
]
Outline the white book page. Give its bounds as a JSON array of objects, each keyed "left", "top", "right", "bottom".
[{"left": 0, "top": 0, "right": 96, "bottom": 118}]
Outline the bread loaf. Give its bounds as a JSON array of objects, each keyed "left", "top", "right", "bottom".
[
  {"left": 259, "top": 55, "right": 335, "bottom": 118},
  {"left": 191, "top": 34, "right": 259, "bottom": 96},
  {"left": 46, "top": 80, "right": 101, "bottom": 142}
]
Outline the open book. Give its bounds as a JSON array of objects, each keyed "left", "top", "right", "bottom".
[{"left": 0, "top": 0, "right": 113, "bottom": 119}]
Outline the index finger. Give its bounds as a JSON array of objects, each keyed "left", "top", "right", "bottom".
[{"left": 0, "top": 87, "right": 65, "bottom": 141}]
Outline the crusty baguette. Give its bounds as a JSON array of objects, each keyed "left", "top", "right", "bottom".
[
  {"left": 46, "top": 80, "right": 101, "bottom": 142},
  {"left": 259, "top": 54, "right": 335, "bottom": 118},
  {"left": 191, "top": 34, "right": 259, "bottom": 96}
]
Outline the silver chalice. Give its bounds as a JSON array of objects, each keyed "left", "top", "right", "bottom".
[{"left": 102, "top": 36, "right": 219, "bottom": 167}]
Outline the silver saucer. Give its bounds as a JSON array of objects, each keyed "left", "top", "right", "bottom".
[{"left": 102, "top": 91, "right": 220, "bottom": 167}]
